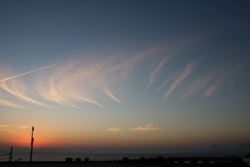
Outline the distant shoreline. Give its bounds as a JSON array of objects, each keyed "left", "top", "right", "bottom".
[
  {"left": 1, "top": 150, "right": 246, "bottom": 162},
  {"left": 1, "top": 156, "right": 249, "bottom": 167}
]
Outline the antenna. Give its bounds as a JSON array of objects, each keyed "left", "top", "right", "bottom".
[
  {"left": 29, "top": 126, "right": 34, "bottom": 167},
  {"left": 8, "top": 146, "right": 13, "bottom": 167}
]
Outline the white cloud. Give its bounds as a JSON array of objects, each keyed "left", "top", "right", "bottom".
[
  {"left": 129, "top": 123, "right": 161, "bottom": 131},
  {"left": 107, "top": 128, "right": 121, "bottom": 132}
]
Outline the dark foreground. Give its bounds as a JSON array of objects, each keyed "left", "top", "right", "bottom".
[{"left": 1, "top": 156, "right": 249, "bottom": 167}]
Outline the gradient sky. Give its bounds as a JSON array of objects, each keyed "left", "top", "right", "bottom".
[{"left": 1, "top": 0, "right": 250, "bottom": 153}]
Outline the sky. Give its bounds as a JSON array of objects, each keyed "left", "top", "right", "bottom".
[{"left": 0, "top": 0, "right": 250, "bottom": 154}]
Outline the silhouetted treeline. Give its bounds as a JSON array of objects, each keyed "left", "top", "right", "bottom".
[
  {"left": 65, "top": 156, "right": 89, "bottom": 163},
  {"left": 120, "top": 156, "right": 249, "bottom": 166}
]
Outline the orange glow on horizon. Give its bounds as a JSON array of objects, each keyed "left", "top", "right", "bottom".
[{"left": 1, "top": 125, "right": 244, "bottom": 151}]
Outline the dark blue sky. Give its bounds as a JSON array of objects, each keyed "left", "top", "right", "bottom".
[{"left": 1, "top": 0, "right": 249, "bottom": 66}]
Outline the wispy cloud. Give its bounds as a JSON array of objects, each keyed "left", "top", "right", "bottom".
[
  {"left": 0, "top": 124, "right": 31, "bottom": 133},
  {"left": 163, "top": 62, "right": 194, "bottom": 101},
  {"left": 102, "top": 88, "right": 124, "bottom": 104},
  {"left": 202, "top": 63, "right": 235, "bottom": 97},
  {"left": 0, "top": 125, "right": 13, "bottom": 132},
  {"left": 38, "top": 58, "right": 113, "bottom": 109},
  {"left": 1, "top": 43, "right": 241, "bottom": 110},
  {"left": 148, "top": 56, "right": 169, "bottom": 88},
  {"left": 0, "top": 97, "right": 22, "bottom": 108},
  {"left": 16, "top": 125, "right": 30, "bottom": 129},
  {"left": 179, "top": 74, "right": 214, "bottom": 100},
  {"left": 0, "top": 124, "right": 11, "bottom": 128},
  {"left": 78, "top": 97, "right": 108, "bottom": 109},
  {"left": 129, "top": 123, "right": 161, "bottom": 131},
  {"left": 37, "top": 48, "right": 161, "bottom": 109},
  {"left": 155, "top": 72, "right": 179, "bottom": 92},
  {"left": 107, "top": 128, "right": 121, "bottom": 132},
  {"left": 0, "top": 45, "right": 174, "bottom": 109},
  {"left": 179, "top": 59, "right": 243, "bottom": 100},
  {"left": 0, "top": 79, "right": 49, "bottom": 108},
  {"left": 203, "top": 73, "right": 231, "bottom": 97},
  {"left": 203, "top": 82, "right": 220, "bottom": 97}
]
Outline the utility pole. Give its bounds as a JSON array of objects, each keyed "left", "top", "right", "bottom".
[
  {"left": 8, "top": 146, "right": 13, "bottom": 167},
  {"left": 29, "top": 126, "right": 34, "bottom": 167}
]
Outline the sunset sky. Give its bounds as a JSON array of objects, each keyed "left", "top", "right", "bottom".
[{"left": 1, "top": 0, "right": 250, "bottom": 153}]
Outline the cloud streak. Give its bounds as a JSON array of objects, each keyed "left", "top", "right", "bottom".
[
  {"left": 0, "top": 97, "right": 22, "bottom": 108},
  {"left": 163, "top": 62, "right": 194, "bottom": 101},
  {"left": 1, "top": 63, "right": 61, "bottom": 82},
  {"left": 179, "top": 61, "right": 238, "bottom": 100},
  {"left": 102, "top": 88, "right": 124, "bottom": 104},
  {"left": 203, "top": 73, "right": 231, "bottom": 97},
  {"left": 179, "top": 74, "right": 214, "bottom": 100},
  {"left": 148, "top": 56, "right": 169, "bottom": 88}
]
